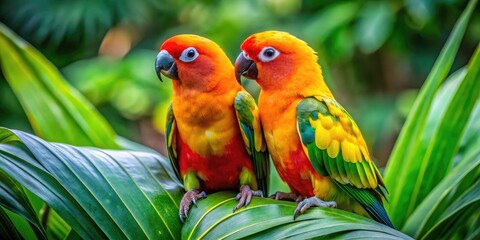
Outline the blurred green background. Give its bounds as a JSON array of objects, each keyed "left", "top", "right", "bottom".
[{"left": 0, "top": 0, "right": 477, "bottom": 166}]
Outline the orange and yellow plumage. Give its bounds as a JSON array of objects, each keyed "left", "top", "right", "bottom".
[
  {"left": 157, "top": 34, "right": 269, "bottom": 221},
  {"left": 235, "top": 31, "right": 393, "bottom": 227}
]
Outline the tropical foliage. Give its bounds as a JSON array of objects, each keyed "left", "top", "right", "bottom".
[{"left": 0, "top": 0, "right": 479, "bottom": 239}]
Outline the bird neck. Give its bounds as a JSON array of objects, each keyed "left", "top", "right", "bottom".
[
  {"left": 172, "top": 67, "right": 241, "bottom": 95},
  {"left": 172, "top": 75, "right": 241, "bottom": 103}
]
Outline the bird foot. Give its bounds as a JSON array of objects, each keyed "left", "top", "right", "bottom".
[
  {"left": 293, "top": 196, "right": 337, "bottom": 220},
  {"left": 179, "top": 189, "right": 206, "bottom": 223},
  {"left": 269, "top": 191, "right": 304, "bottom": 202},
  {"left": 233, "top": 185, "right": 263, "bottom": 212}
]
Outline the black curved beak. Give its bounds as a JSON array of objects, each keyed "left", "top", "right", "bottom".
[
  {"left": 235, "top": 52, "right": 257, "bottom": 83},
  {"left": 155, "top": 50, "right": 179, "bottom": 81}
]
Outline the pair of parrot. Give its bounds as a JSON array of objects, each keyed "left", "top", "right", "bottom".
[{"left": 155, "top": 31, "right": 394, "bottom": 228}]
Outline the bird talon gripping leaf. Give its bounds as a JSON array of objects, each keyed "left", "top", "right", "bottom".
[
  {"left": 156, "top": 34, "right": 269, "bottom": 222},
  {"left": 235, "top": 31, "right": 394, "bottom": 228}
]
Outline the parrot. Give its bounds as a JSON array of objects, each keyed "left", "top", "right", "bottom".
[
  {"left": 234, "top": 31, "right": 394, "bottom": 228},
  {"left": 155, "top": 34, "right": 269, "bottom": 222}
]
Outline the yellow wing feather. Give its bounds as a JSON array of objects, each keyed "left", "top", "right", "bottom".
[{"left": 297, "top": 96, "right": 383, "bottom": 190}]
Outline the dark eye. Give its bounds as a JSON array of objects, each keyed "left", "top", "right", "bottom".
[
  {"left": 179, "top": 47, "right": 199, "bottom": 62},
  {"left": 258, "top": 47, "right": 279, "bottom": 62},
  {"left": 264, "top": 48, "right": 275, "bottom": 57},
  {"left": 186, "top": 49, "right": 195, "bottom": 58}
]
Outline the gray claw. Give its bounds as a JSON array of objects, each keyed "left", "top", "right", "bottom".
[
  {"left": 293, "top": 209, "right": 300, "bottom": 220},
  {"left": 234, "top": 185, "right": 263, "bottom": 212},
  {"left": 293, "top": 196, "right": 337, "bottom": 220},
  {"left": 179, "top": 189, "right": 207, "bottom": 223},
  {"left": 245, "top": 194, "right": 252, "bottom": 207},
  {"left": 253, "top": 190, "right": 263, "bottom": 198},
  {"left": 269, "top": 191, "right": 299, "bottom": 201},
  {"left": 192, "top": 197, "right": 197, "bottom": 207}
]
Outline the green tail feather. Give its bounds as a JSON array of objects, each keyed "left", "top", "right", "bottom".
[
  {"left": 365, "top": 200, "right": 394, "bottom": 228},
  {"left": 336, "top": 182, "right": 394, "bottom": 228},
  {"left": 240, "top": 123, "right": 269, "bottom": 195}
]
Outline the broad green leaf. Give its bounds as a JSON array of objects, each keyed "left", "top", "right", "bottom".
[
  {"left": 399, "top": 44, "right": 480, "bottom": 228},
  {"left": 355, "top": 1, "right": 394, "bottom": 53},
  {"left": 62, "top": 50, "right": 173, "bottom": 124},
  {"left": 383, "top": 0, "right": 478, "bottom": 227},
  {"left": 302, "top": 1, "right": 359, "bottom": 89},
  {"left": 0, "top": 207, "right": 23, "bottom": 240},
  {"left": 46, "top": 209, "right": 71, "bottom": 239},
  {"left": 115, "top": 135, "right": 160, "bottom": 154},
  {"left": 2, "top": 207, "right": 39, "bottom": 239},
  {"left": 0, "top": 23, "right": 118, "bottom": 149},
  {"left": 400, "top": 64, "right": 480, "bottom": 239},
  {"left": 0, "top": 169, "right": 47, "bottom": 239},
  {"left": 457, "top": 99, "right": 480, "bottom": 164},
  {"left": 411, "top": 43, "right": 479, "bottom": 198},
  {"left": 0, "top": 145, "right": 104, "bottom": 239},
  {"left": 0, "top": 128, "right": 183, "bottom": 239},
  {"left": 182, "top": 192, "right": 411, "bottom": 239},
  {"left": 402, "top": 141, "right": 480, "bottom": 238},
  {"left": 422, "top": 180, "right": 480, "bottom": 240},
  {"left": 65, "top": 229, "right": 82, "bottom": 240},
  {"left": 421, "top": 68, "right": 466, "bottom": 146},
  {"left": 333, "top": 230, "right": 413, "bottom": 239},
  {"left": 303, "top": 1, "right": 360, "bottom": 44}
]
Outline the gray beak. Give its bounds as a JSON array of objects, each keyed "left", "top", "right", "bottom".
[
  {"left": 234, "top": 52, "right": 257, "bottom": 83},
  {"left": 155, "top": 50, "right": 178, "bottom": 81}
]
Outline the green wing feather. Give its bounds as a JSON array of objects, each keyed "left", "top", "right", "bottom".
[
  {"left": 166, "top": 104, "right": 181, "bottom": 183},
  {"left": 234, "top": 91, "right": 270, "bottom": 195},
  {"left": 297, "top": 96, "right": 393, "bottom": 228}
]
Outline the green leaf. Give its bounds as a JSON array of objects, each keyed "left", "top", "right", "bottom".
[
  {"left": 182, "top": 192, "right": 411, "bottom": 239},
  {"left": 0, "top": 169, "right": 47, "bottom": 239},
  {"left": 0, "top": 128, "right": 183, "bottom": 239},
  {"left": 0, "top": 23, "right": 119, "bottom": 149},
  {"left": 402, "top": 141, "right": 480, "bottom": 238},
  {"left": 427, "top": 68, "right": 465, "bottom": 118},
  {"left": 46, "top": 208, "right": 71, "bottom": 239},
  {"left": 355, "top": 1, "right": 395, "bottom": 53},
  {"left": 398, "top": 44, "right": 479, "bottom": 229},
  {"left": 422, "top": 180, "right": 480, "bottom": 240},
  {"left": 412, "top": 42, "right": 479, "bottom": 193},
  {"left": 62, "top": 50, "right": 173, "bottom": 122},
  {"left": 383, "top": 0, "right": 478, "bottom": 227},
  {"left": 0, "top": 145, "right": 103, "bottom": 239},
  {"left": 303, "top": 1, "right": 360, "bottom": 44},
  {"left": 0, "top": 207, "right": 23, "bottom": 240},
  {"left": 64, "top": 229, "right": 83, "bottom": 240}
]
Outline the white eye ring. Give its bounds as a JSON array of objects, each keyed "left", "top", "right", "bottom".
[
  {"left": 179, "top": 47, "right": 199, "bottom": 62},
  {"left": 242, "top": 51, "right": 251, "bottom": 60},
  {"left": 258, "top": 47, "right": 279, "bottom": 62}
]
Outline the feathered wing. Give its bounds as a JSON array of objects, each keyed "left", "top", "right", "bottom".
[
  {"left": 296, "top": 96, "right": 393, "bottom": 228},
  {"left": 234, "top": 91, "right": 270, "bottom": 195},
  {"left": 166, "top": 104, "right": 181, "bottom": 183}
]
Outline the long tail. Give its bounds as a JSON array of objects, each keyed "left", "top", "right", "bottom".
[
  {"left": 364, "top": 200, "right": 394, "bottom": 228},
  {"left": 336, "top": 183, "right": 395, "bottom": 228}
]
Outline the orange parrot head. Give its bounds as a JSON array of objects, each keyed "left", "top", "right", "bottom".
[
  {"left": 235, "top": 31, "right": 319, "bottom": 90},
  {"left": 156, "top": 34, "right": 234, "bottom": 90}
]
